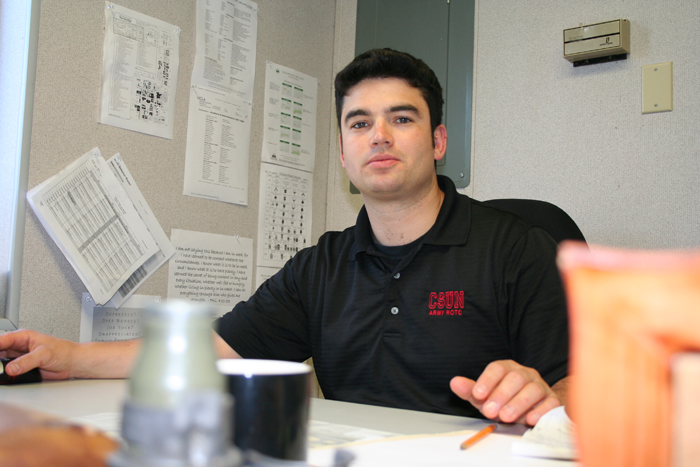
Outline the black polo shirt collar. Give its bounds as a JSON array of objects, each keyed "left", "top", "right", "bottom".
[{"left": 348, "top": 175, "right": 471, "bottom": 260}]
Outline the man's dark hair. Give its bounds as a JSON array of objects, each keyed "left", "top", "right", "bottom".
[{"left": 334, "top": 48, "right": 444, "bottom": 134}]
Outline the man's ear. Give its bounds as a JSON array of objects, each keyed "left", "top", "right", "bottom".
[
  {"left": 433, "top": 124, "right": 447, "bottom": 162},
  {"left": 339, "top": 133, "right": 346, "bottom": 168}
]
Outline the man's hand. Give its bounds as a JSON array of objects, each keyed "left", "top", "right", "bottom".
[
  {"left": 0, "top": 329, "right": 79, "bottom": 380},
  {"left": 450, "top": 360, "right": 566, "bottom": 426},
  {"left": 0, "top": 329, "right": 141, "bottom": 380}
]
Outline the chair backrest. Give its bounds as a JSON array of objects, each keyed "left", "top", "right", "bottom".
[{"left": 482, "top": 198, "right": 586, "bottom": 244}]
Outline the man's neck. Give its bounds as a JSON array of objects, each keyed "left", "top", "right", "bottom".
[{"left": 364, "top": 178, "right": 445, "bottom": 247}]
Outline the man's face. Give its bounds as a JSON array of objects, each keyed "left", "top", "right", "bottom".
[{"left": 339, "top": 78, "right": 446, "bottom": 202}]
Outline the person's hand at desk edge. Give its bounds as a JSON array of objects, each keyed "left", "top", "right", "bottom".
[
  {"left": 450, "top": 360, "right": 568, "bottom": 426},
  {"left": 0, "top": 328, "right": 243, "bottom": 381},
  {"left": 0, "top": 329, "right": 142, "bottom": 380}
]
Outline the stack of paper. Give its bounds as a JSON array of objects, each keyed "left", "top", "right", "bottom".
[
  {"left": 27, "top": 148, "right": 175, "bottom": 307},
  {"left": 511, "top": 406, "right": 577, "bottom": 460}
]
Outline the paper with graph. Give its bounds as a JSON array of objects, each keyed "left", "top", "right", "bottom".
[{"left": 27, "top": 148, "right": 159, "bottom": 305}]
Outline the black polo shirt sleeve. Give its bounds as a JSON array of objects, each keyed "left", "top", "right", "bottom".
[
  {"left": 216, "top": 252, "right": 312, "bottom": 362},
  {"left": 498, "top": 226, "right": 569, "bottom": 387}
]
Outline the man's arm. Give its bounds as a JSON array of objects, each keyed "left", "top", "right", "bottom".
[
  {"left": 213, "top": 332, "right": 241, "bottom": 359},
  {"left": 450, "top": 360, "right": 568, "bottom": 426},
  {"left": 0, "top": 329, "right": 141, "bottom": 379},
  {"left": 0, "top": 329, "right": 242, "bottom": 380},
  {"left": 451, "top": 222, "right": 570, "bottom": 426}
]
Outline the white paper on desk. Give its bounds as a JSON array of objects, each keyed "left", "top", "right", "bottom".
[
  {"left": 191, "top": 0, "right": 258, "bottom": 103},
  {"left": 183, "top": 85, "right": 252, "bottom": 205},
  {"left": 309, "top": 429, "right": 577, "bottom": 467},
  {"left": 167, "top": 229, "right": 253, "bottom": 316},
  {"left": 256, "top": 163, "right": 312, "bottom": 269},
  {"left": 511, "top": 406, "right": 578, "bottom": 460},
  {"left": 261, "top": 62, "right": 318, "bottom": 172},
  {"left": 99, "top": 2, "right": 180, "bottom": 139},
  {"left": 27, "top": 148, "right": 159, "bottom": 305},
  {"left": 106, "top": 153, "right": 176, "bottom": 307},
  {"left": 308, "top": 420, "right": 395, "bottom": 450},
  {"left": 80, "top": 293, "right": 159, "bottom": 343}
]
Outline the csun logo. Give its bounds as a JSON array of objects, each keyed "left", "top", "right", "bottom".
[{"left": 428, "top": 291, "right": 465, "bottom": 316}]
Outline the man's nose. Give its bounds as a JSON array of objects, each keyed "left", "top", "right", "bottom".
[{"left": 370, "top": 119, "right": 393, "bottom": 147}]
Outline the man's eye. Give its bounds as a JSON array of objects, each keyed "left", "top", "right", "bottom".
[
  {"left": 351, "top": 121, "right": 368, "bottom": 129},
  {"left": 396, "top": 117, "right": 411, "bottom": 124}
]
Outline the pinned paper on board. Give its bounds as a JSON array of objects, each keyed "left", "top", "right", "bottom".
[
  {"left": 183, "top": 85, "right": 252, "bottom": 206},
  {"left": 99, "top": 2, "right": 180, "bottom": 139},
  {"left": 261, "top": 61, "right": 318, "bottom": 173},
  {"left": 191, "top": 0, "right": 258, "bottom": 103},
  {"left": 256, "top": 163, "right": 313, "bottom": 269},
  {"left": 27, "top": 148, "right": 163, "bottom": 306},
  {"left": 80, "top": 293, "right": 160, "bottom": 343},
  {"left": 167, "top": 229, "right": 253, "bottom": 316}
]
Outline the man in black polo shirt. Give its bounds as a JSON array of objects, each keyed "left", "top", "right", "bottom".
[
  {"left": 215, "top": 48, "right": 569, "bottom": 425},
  {"left": 0, "top": 49, "right": 567, "bottom": 426}
]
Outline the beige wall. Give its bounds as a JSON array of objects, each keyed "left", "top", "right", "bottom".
[
  {"left": 329, "top": 0, "right": 700, "bottom": 250},
  {"left": 469, "top": 0, "right": 700, "bottom": 249}
]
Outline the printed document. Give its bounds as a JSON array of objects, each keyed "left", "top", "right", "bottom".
[
  {"left": 168, "top": 229, "right": 253, "bottom": 316},
  {"left": 106, "top": 153, "right": 176, "bottom": 307},
  {"left": 261, "top": 62, "right": 318, "bottom": 172},
  {"left": 27, "top": 148, "right": 159, "bottom": 305},
  {"left": 80, "top": 293, "right": 160, "bottom": 343},
  {"left": 191, "top": 0, "right": 258, "bottom": 103},
  {"left": 100, "top": 2, "right": 180, "bottom": 139},
  {"left": 183, "top": 85, "right": 252, "bottom": 205},
  {"left": 256, "top": 163, "right": 312, "bottom": 269}
]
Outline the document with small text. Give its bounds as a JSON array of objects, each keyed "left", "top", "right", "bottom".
[
  {"left": 99, "top": 2, "right": 180, "bottom": 139},
  {"left": 27, "top": 148, "right": 159, "bottom": 305},
  {"left": 105, "top": 153, "right": 176, "bottom": 307}
]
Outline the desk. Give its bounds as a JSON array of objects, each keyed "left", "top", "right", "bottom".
[{"left": 0, "top": 379, "right": 576, "bottom": 466}]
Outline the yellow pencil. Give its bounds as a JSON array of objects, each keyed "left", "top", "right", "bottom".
[{"left": 460, "top": 423, "right": 496, "bottom": 450}]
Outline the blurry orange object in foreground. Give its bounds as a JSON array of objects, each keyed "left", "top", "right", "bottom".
[{"left": 558, "top": 242, "right": 700, "bottom": 467}]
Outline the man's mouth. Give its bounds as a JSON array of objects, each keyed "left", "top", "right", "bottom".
[{"left": 367, "top": 154, "right": 399, "bottom": 167}]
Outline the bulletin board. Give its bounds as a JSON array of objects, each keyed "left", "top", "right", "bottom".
[{"left": 17, "top": 0, "right": 338, "bottom": 341}]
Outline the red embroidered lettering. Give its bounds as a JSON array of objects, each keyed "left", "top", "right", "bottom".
[
  {"left": 446, "top": 291, "right": 454, "bottom": 309},
  {"left": 427, "top": 291, "right": 465, "bottom": 316},
  {"left": 429, "top": 292, "right": 437, "bottom": 309}
]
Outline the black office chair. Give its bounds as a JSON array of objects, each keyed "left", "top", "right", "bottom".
[{"left": 482, "top": 198, "right": 587, "bottom": 245}]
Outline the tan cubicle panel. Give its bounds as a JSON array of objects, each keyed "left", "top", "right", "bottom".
[{"left": 18, "top": 0, "right": 338, "bottom": 343}]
